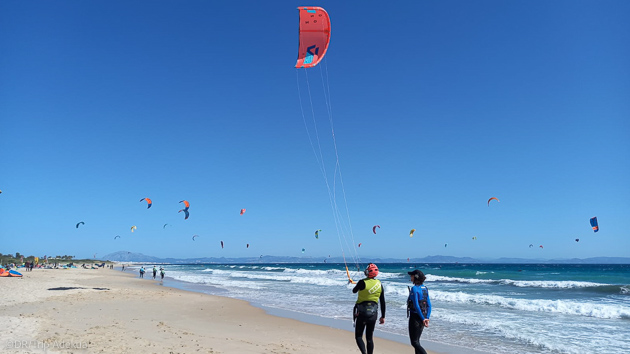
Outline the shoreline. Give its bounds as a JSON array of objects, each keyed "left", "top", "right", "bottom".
[
  {"left": 162, "top": 271, "right": 484, "bottom": 354},
  {"left": 1, "top": 268, "right": 440, "bottom": 353}
]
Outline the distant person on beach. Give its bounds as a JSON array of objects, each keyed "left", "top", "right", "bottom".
[
  {"left": 139, "top": 267, "right": 145, "bottom": 278},
  {"left": 152, "top": 266, "right": 157, "bottom": 279},
  {"left": 352, "top": 263, "right": 385, "bottom": 354},
  {"left": 407, "top": 270, "right": 431, "bottom": 354},
  {"left": 160, "top": 267, "right": 165, "bottom": 280},
  {"left": 122, "top": 264, "right": 125, "bottom": 271}
]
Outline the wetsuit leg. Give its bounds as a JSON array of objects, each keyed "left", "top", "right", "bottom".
[
  {"left": 408, "top": 313, "right": 427, "bottom": 354},
  {"left": 364, "top": 317, "right": 376, "bottom": 354},
  {"left": 355, "top": 316, "right": 368, "bottom": 354}
]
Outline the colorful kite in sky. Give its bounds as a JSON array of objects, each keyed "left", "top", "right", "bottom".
[
  {"left": 590, "top": 217, "right": 599, "bottom": 232},
  {"left": 373, "top": 225, "right": 380, "bottom": 234},
  {"left": 140, "top": 198, "right": 152, "bottom": 209},
  {"left": 295, "top": 7, "right": 330, "bottom": 68},
  {"left": 487, "top": 197, "right": 500, "bottom": 206}
]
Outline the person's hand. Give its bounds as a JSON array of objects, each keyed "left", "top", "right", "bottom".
[
  {"left": 379, "top": 317, "right": 385, "bottom": 324},
  {"left": 423, "top": 319, "right": 430, "bottom": 328}
]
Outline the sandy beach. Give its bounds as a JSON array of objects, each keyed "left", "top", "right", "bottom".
[{"left": 0, "top": 268, "right": 436, "bottom": 353}]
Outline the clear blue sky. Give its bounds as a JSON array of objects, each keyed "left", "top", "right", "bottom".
[{"left": 1, "top": 1, "right": 628, "bottom": 260}]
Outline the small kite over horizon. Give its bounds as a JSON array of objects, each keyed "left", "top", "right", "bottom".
[
  {"left": 180, "top": 200, "right": 190, "bottom": 210},
  {"left": 131, "top": 225, "right": 137, "bottom": 232},
  {"left": 221, "top": 240, "right": 224, "bottom": 249},
  {"left": 409, "top": 229, "right": 416, "bottom": 238},
  {"left": 140, "top": 198, "right": 152, "bottom": 209},
  {"left": 179, "top": 209, "right": 190, "bottom": 220},
  {"left": 76, "top": 221, "right": 85, "bottom": 228},
  {"left": 114, "top": 235, "right": 121, "bottom": 240},
  {"left": 192, "top": 235, "right": 199, "bottom": 241},
  {"left": 240, "top": 209, "right": 246, "bottom": 215},
  {"left": 315, "top": 230, "right": 321, "bottom": 239},
  {"left": 487, "top": 197, "right": 500, "bottom": 206},
  {"left": 373, "top": 225, "right": 380, "bottom": 234}
]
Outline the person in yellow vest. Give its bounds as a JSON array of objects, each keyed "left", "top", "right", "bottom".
[{"left": 352, "top": 263, "right": 386, "bottom": 354}]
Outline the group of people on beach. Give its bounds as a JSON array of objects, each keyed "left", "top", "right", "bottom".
[
  {"left": 138, "top": 266, "right": 165, "bottom": 280},
  {"left": 353, "top": 264, "right": 431, "bottom": 354}
]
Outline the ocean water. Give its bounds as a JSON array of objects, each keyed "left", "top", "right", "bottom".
[{"left": 156, "top": 263, "right": 630, "bottom": 354}]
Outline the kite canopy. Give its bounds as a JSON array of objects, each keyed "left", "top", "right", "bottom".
[
  {"left": 372, "top": 225, "right": 380, "bottom": 234},
  {"left": 76, "top": 221, "right": 85, "bottom": 228},
  {"left": 179, "top": 200, "right": 190, "bottom": 210},
  {"left": 487, "top": 197, "right": 500, "bottom": 206},
  {"left": 240, "top": 209, "right": 246, "bottom": 215},
  {"left": 131, "top": 225, "right": 137, "bottom": 232},
  {"left": 409, "top": 229, "right": 416, "bottom": 238},
  {"left": 590, "top": 217, "right": 599, "bottom": 232},
  {"left": 179, "top": 209, "right": 190, "bottom": 220},
  {"left": 140, "top": 198, "right": 152, "bottom": 209},
  {"left": 295, "top": 7, "right": 331, "bottom": 68}
]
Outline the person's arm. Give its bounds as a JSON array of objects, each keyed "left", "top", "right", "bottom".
[
  {"left": 352, "top": 279, "right": 365, "bottom": 293},
  {"left": 426, "top": 289, "right": 431, "bottom": 319},
  {"left": 379, "top": 287, "right": 386, "bottom": 323}
]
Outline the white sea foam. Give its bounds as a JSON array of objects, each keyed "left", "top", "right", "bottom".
[
  {"left": 431, "top": 290, "right": 630, "bottom": 319},
  {"left": 427, "top": 274, "right": 610, "bottom": 289}
]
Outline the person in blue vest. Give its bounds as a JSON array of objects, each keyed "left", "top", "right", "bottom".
[
  {"left": 407, "top": 269, "right": 432, "bottom": 354},
  {"left": 352, "top": 263, "right": 386, "bottom": 354}
]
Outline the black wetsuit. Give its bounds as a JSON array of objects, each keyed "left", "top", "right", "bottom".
[{"left": 352, "top": 279, "right": 386, "bottom": 354}]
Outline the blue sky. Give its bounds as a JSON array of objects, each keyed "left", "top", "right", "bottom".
[{"left": 1, "top": 1, "right": 628, "bottom": 261}]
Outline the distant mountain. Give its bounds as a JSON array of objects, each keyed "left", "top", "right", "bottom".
[{"left": 101, "top": 251, "right": 630, "bottom": 264}]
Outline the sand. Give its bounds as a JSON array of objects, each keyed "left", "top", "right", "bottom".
[{"left": 0, "top": 268, "right": 437, "bottom": 353}]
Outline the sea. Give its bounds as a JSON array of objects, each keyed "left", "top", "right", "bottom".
[{"left": 149, "top": 263, "right": 630, "bottom": 354}]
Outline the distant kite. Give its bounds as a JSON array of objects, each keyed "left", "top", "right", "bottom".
[
  {"left": 76, "top": 221, "right": 85, "bottom": 228},
  {"left": 358, "top": 243, "right": 362, "bottom": 248},
  {"left": 192, "top": 235, "right": 199, "bottom": 241},
  {"left": 409, "top": 229, "right": 416, "bottom": 238},
  {"left": 472, "top": 236, "right": 477, "bottom": 240},
  {"left": 240, "top": 209, "right": 246, "bottom": 215},
  {"left": 140, "top": 198, "right": 152, "bottom": 209},
  {"left": 539, "top": 245, "right": 544, "bottom": 249},
  {"left": 114, "top": 235, "right": 121, "bottom": 240},
  {"left": 179, "top": 209, "right": 190, "bottom": 220},
  {"left": 179, "top": 200, "right": 190, "bottom": 210},
  {"left": 373, "top": 225, "right": 380, "bottom": 234},
  {"left": 444, "top": 243, "right": 448, "bottom": 247},
  {"left": 220, "top": 240, "right": 224, "bottom": 249},
  {"left": 529, "top": 244, "right": 534, "bottom": 248},
  {"left": 131, "top": 225, "right": 137, "bottom": 232},
  {"left": 163, "top": 224, "right": 169, "bottom": 229},
  {"left": 488, "top": 197, "right": 500, "bottom": 206},
  {"left": 301, "top": 248, "right": 306, "bottom": 253},
  {"left": 590, "top": 217, "right": 599, "bottom": 232},
  {"left": 575, "top": 238, "right": 580, "bottom": 242},
  {"left": 246, "top": 243, "right": 249, "bottom": 248},
  {"left": 315, "top": 230, "right": 321, "bottom": 239}
]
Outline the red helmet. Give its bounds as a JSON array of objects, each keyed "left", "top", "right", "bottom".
[{"left": 364, "top": 263, "right": 379, "bottom": 278}]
